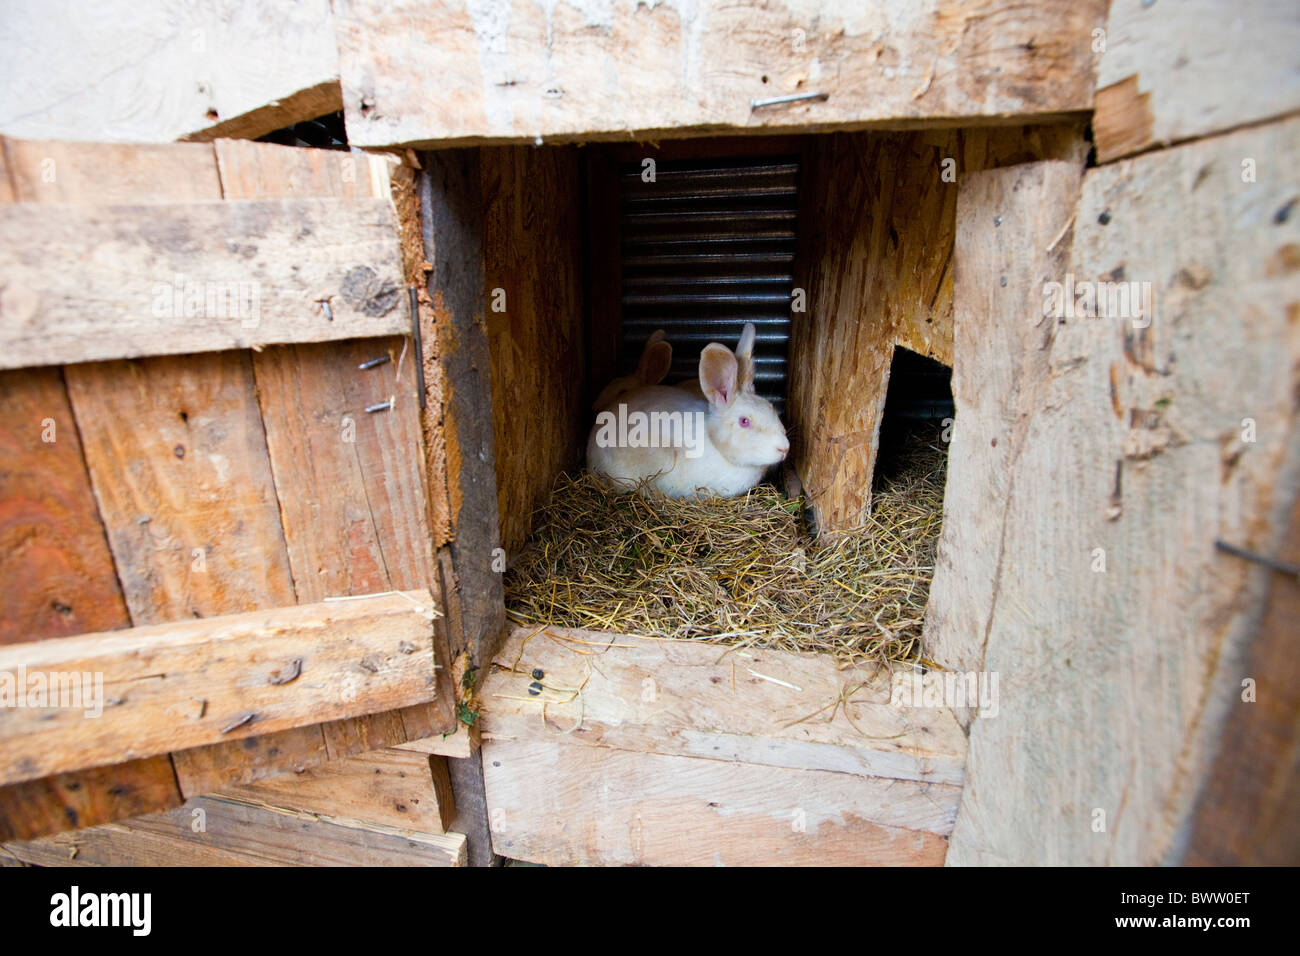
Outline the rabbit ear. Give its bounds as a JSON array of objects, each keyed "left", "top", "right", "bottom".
[
  {"left": 636, "top": 330, "right": 673, "bottom": 385},
  {"left": 735, "top": 322, "right": 756, "bottom": 390},
  {"left": 699, "top": 343, "right": 739, "bottom": 408}
]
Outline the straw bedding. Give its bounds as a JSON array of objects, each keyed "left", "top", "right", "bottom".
[{"left": 504, "top": 427, "right": 946, "bottom": 667}]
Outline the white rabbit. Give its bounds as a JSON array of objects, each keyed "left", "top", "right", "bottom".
[
  {"left": 592, "top": 329, "right": 673, "bottom": 412},
  {"left": 587, "top": 323, "right": 789, "bottom": 498}
]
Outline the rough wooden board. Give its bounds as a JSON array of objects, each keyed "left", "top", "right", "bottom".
[
  {"left": 788, "top": 124, "right": 1086, "bottom": 532},
  {"left": 335, "top": 0, "right": 1107, "bottom": 148},
  {"left": 64, "top": 351, "right": 297, "bottom": 623},
  {"left": 394, "top": 723, "right": 480, "bottom": 759},
  {"left": 484, "top": 737, "right": 953, "bottom": 866},
  {"left": 3, "top": 796, "right": 466, "bottom": 867},
  {"left": 217, "top": 747, "right": 453, "bottom": 834},
  {"left": 923, "top": 159, "right": 1084, "bottom": 701},
  {"left": 0, "top": 135, "right": 213, "bottom": 834},
  {"left": 0, "top": 0, "right": 340, "bottom": 144},
  {"left": 0, "top": 590, "right": 438, "bottom": 785},
  {"left": 0, "top": 368, "right": 131, "bottom": 643},
  {"left": 0, "top": 197, "right": 407, "bottom": 369},
  {"left": 2, "top": 139, "right": 222, "bottom": 202},
  {"left": 214, "top": 137, "right": 459, "bottom": 778},
  {"left": 484, "top": 626, "right": 966, "bottom": 786},
  {"left": 482, "top": 146, "right": 586, "bottom": 555},
  {"left": 1094, "top": 0, "right": 1300, "bottom": 164},
  {"left": 1182, "top": 487, "right": 1300, "bottom": 865},
  {"left": 213, "top": 139, "right": 389, "bottom": 201},
  {"left": 0, "top": 757, "right": 181, "bottom": 844},
  {"left": 943, "top": 119, "right": 1300, "bottom": 865}
]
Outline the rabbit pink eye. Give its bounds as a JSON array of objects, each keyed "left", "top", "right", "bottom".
[{"left": 739, "top": 416, "right": 751, "bottom": 428}]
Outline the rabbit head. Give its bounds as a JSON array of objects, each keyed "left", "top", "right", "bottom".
[{"left": 698, "top": 323, "right": 789, "bottom": 468}]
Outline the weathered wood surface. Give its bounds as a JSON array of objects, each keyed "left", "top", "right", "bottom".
[
  {"left": 200, "top": 138, "right": 459, "bottom": 790},
  {"left": 483, "top": 626, "right": 965, "bottom": 785},
  {"left": 65, "top": 351, "right": 297, "bottom": 623},
  {"left": 219, "top": 747, "right": 455, "bottom": 834},
  {"left": 788, "top": 124, "right": 1086, "bottom": 532},
  {"left": 1093, "top": 0, "right": 1300, "bottom": 164},
  {"left": 482, "top": 146, "right": 586, "bottom": 555},
  {"left": 0, "top": 137, "right": 214, "bottom": 835},
  {"left": 336, "top": 0, "right": 1108, "bottom": 148},
  {"left": 1183, "top": 488, "right": 1300, "bottom": 865},
  {"left": 923, "top": 159, "right": 1085, "bottom": 701},
  {"left": 0, "top": 197, "right": 407, "bottom": 368},
  {"left": 939, "top": 118, "right": 1300, "bottom": 865},
  {"left": 0, "top": 368, "right": 131, "bottom": 643},
  {"left": 485, "top": 738, "right": 955, "bottom": 866},
  {"left": 3, "top": 796, "right": 466, "bottom": 867},
  {"left": 395, "top": 723, "right": 480, "bottom": 759},
  {"left": 0, "top": 590, "right": 439, "bottom": 785},
  {"left": 0, "top": 0, "right": 341, "bottom": 144}
]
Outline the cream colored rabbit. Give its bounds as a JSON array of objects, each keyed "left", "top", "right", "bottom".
[
  {"left": 592, "top": 329, "right": 673, "bottom": 412},
  {"left": 587, "top": 323, "right": 789, "bottom": 498}
]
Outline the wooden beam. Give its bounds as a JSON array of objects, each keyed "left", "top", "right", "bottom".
[
  {"left": 942, "top": 117, "right": 1300, "bottom": 865},
  {"left": 484, "top": 738, "right": 955, "bottom": 866},
  {"left": 335, "top": 0, "right": 1108, "bottom": 148},
  {"left": 394, "top": 723, "right": 480, "bottom": 760},
  {"left": 0, "top": 590, "right": 439, "bottom": 786},
  {"left": 0, "top": 197, "right": 407, "bottom": 369},
  {"left": 3, "top": 796, "right": 466, "bottom": 867},
  {"left": 0, "top": 0, "right": 340, "bottom": 144},
  {"left": 1093, "top": 0, "right": 1300, "bottom": 164},
  {"left": 483, "top": 626, "right": 966, "bottom": 786},
  {"left": 216, "top": 747, "right": 455, "bottom": 834}
]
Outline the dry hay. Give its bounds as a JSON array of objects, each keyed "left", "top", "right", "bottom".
[{"left": 505, "top": 431, "right": 947, "bottom": 667}]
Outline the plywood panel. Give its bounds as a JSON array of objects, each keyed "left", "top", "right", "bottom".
[
  {"left": 788, "top": 124, "right": 1086, "bottom": 533},
  {"left": 482, "top": 146, "right": 585, "bottom": 555},
  {"left": 335, "top": 0, "right": 1108, "bottom": 148}
]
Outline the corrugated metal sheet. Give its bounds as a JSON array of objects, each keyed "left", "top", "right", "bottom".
[{"left": 618, "top": 158, "right": 798, "bottom": 411}]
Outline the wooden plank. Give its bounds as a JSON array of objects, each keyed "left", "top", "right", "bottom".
[
  {"left": 0, "top": 590, "right": 438, "bottom": 785},
  {"left": 923, "top": 159, "right": 1085, "bottom": 698},
  {"left": 483, "top": 626, "right": 966, "bottom": 786},
  {"left": 217, "top": 748, "right": 454, "bottom": 834},
  {"left": 64, "top": 351, "right": 297, "bottom": 622},
  {"left": 1183, "top": 489, "right": 1300, "bottom": 865},
  {"left": 395, "top": 723, "right": 480, "bottom": 760},
  {"left": 335, "top": 0, "right": 1108, "bottom": 148},
  {"left": 0, "top": 197, "right": 407, "bottom": 369},
  {"left": 216, "top": 137, "right": 458, "bottom": 771},
  {"left": 0, "top": 757, "right": 181, "bottom": 844},
  {"left": 0, "top": 0, "right": 340, "bottom": 144},
  {"left": 1094, "top": 0, "right": 1300, "bottom": 164},
  {"left": 4, "top": 796, "right": 466, "bottom": 867},
  {"left": 942, "top": 118, "right": 1300, "bottom": 865},
  {"left": 3, "top": 140, "right": 221, "bottom": 202},
  {"left": 0, "top": 368, "right": 130, "bottom": 643},
  {"left": 0, "top": 137, "right": 219, "bottom": 836},
  {"left": 484, "top": 738, "right": 954, "bottom": 866},
  {"left": 482, "top": 146, "right": 586, "bottom": 555}
]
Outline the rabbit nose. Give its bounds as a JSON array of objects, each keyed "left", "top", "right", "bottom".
[{"left": 777, "top": 441, "right": 790, "bottom": 459}]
